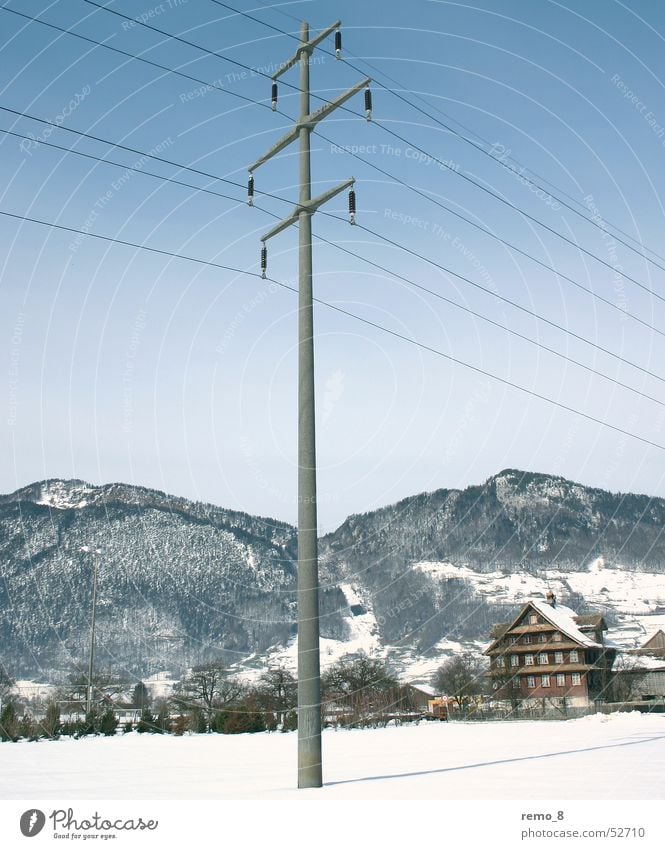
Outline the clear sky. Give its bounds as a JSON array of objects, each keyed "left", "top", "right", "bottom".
[{"left": 2, "top": 0, "right": 665, "bottom": 531}]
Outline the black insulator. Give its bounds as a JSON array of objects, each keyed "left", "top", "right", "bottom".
[
  {"left": 335, "top": 30, "right": 342, "bottom": 59},
  {"left": 260, "top": 244, "right": 267, "bottom": 278},
  {"left": 348, "top": 188, "right": 356, "bottom": 224},
  {"left": 364, "top": 87, "right": 372, "bottom": 121},
  {"left": 247, "top": 173, "right": 254, "bottom": 206},
  {"left": 271, "top": 82, "right": 278, "bottom": 111}
]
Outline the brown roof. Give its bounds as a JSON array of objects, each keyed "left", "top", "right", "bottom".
[
  {"left": 575, "top": 614, "right": 605, "bottom": 628},
  {"left": 643, "top": 629, "right": 665, "bottom": 650},
  {"left": 484, "top": 600, "right": 604, "bottom": 654}
]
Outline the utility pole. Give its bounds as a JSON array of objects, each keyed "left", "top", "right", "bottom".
[
  {"left": 248, "top": 21, "right": 371, "bottom": 789},
  {"left": 81, "top": 546, "right": 102, "bottom": 716}
]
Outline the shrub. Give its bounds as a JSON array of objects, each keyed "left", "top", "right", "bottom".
[
  {"left": 99, "top": 708, "right": 118, "bottom": 736},
  {"left": 136, "top": 709, "right": 157, "bottom": 734}
]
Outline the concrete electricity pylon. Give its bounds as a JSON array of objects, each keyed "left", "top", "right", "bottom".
[
  {"left": 248, "top": 21, "right": 371, "bottom": 789},
  {"left": 81, "top": 545, "right": 102, "bottom": 716}
]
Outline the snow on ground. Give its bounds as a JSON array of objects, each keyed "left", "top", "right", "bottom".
[
  {"left": 256, "top": 582, "right": 384, "bottom": 678},
  {"left": 1, "top": 712, "right": 663, "bottom": 800}
]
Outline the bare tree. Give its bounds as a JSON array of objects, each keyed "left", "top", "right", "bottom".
[
  {"left": 432, "top": 653, "right": 488, "bottom": 712},
  {"left": 173, "top": 660, "right": 244, "bottom": 722},
  {"left": 57, "top": 669, "right": 130, "bottom": 713},
  {"left": 608, "top": 653, "right": 643, "bottom": 704},
  {"left": 322, "top": 652, "right": 400, "bottom": 726},
  {"left": 257, "top": 666, "right": 297, "bottom": 725}
]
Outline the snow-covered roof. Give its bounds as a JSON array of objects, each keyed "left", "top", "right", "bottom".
[
  {"left": 407, "top": 683, "right": 437, "bottom": 697},
  {"left": 613, "top": 653, "right": 665, "bottom": 672},
  {"left": 529, "top": 599, "right": 602, "bottom": 648}
]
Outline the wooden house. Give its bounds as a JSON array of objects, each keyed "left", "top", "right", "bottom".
[
  {"left": 636, "top": 629, "right": 665, "bottom": 659},
  {"left": 484, "top": 592, "right": 615, "bottom": 710}
]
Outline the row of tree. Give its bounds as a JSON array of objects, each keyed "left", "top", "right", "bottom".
[{"left": 0, "top": 651, "right": 494, "bottom": 743}]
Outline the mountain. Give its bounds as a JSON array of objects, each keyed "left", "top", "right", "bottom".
[{"left": 1, "top": 470, "right": 665, "bottom": 683}]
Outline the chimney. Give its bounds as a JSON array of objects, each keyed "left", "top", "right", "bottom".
[{"left": 546, "top": 590, "right": 556, "bottom": 607}]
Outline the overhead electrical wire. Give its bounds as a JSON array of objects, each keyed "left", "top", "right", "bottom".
[
  {"left": 3, "top": 105, "right": 665, "bottom": 390},
  {"left": 8, "top": 3, "right": 660, "bottom": 444},
  {"left": 0, "top": 106, "right": 665, "bottom": 390},
  {"left": 1, "top": 205, "right": 664, "bottom": 454},
  {"left": 216, "top": 0, "right": 665, "bottom": 275},
  {"left": 71, "top": 0, "right": 665, "bottom": 324},
  {"left": 4, "top": 118, "right": 665, "bottom": 407},
  {"left": 8, "top": 2, "right": 665, "bottom": 314}
]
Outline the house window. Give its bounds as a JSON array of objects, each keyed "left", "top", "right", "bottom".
[
  {"left": 538, "top": 633, "right": 547, "bottom": 643},
  {"left": 570, "top": 650, "right": 579, "bottom": 663},
  {"left": 525, "top": 654, "right": 534, "bottom": 666},
  {"left": 538, "top": 653, "right": 549, "bottom": 665},
  {"left": 510, "top": 636, "right": 518, "bottom": 644},
  {"left": 541, "top": 674, "right": 551, "bottom": 687},
  {"left": 523, "top": 634, "right": 531, "bottom": 644},
  {"left": 497, "top": 657, "right": 506, "bottom": 669},
  {"left": 554, "top": 651, "right": 563, "bottom": 664},
  {"left": 526, "top": 675, "right": 536, "bottom": 689},
  {"left": 529, "top": 614, "right": 538, "bottom": 624},
  {"left": 556, "top": 674, "right": 565, "bottom": 687},
  {"left": 553, "top": 632, "right": 562, "bottom": 642},
  {"left": 512, "top": 679, "right": 520, "bottom": 689},
  {"left": 572, "top": 672, "right": 581, "bottom": 686},
  {"left": 510, "top": 655, "right": 519, "bottom": 667}
]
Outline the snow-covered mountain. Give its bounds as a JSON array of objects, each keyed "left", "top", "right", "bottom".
[{"left": 1, "top": 470, "right": 664, "bottom": 683}]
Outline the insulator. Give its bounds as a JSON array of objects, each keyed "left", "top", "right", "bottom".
[
  {"left": 348, "top": 188, "right": 356, "bottom": 225},
  {"left": 364, "top": 86, "right": 372, "bottom": 121},
  {"left": 247, "top": 173, "right": 254, "bottom": 207},
  {"left": 335, "top": 30, "right": 342, "bottom": 60},
  {"left": 271, "top": 82, "right": 278, "bottom": 111},
  {"left": 260, "top": 244, "right": 267, "bottom": 279}
]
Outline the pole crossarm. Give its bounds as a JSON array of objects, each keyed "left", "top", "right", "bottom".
[
  {"left": 248, "top": 125, "right": 298, "bottom": 173},
  {"left": 272, "top": 20, "right": 342, "bottom": 79},
  {"left": 248, "top": 78, "right": 370, "bottom": 174},
  {"left": 260, "top": 178, "right": 355, "bottom": 242},
  {"left": 306, "top": 77, "right": 370, "bottom": 128}
]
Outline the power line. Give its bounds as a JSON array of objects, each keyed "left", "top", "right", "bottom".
[
  {"left": 90, "top": 0, "right": 665, "bottom": 324},
  {"left": 351, "top": 219, "right": 665, "bottom": 342},
  {"left": 3, "top": 88, "right": 658, "bottom": 346},
  {"left": 5, "top": 104, "right": 664, "bottom": 389},
  {"left": 0, "top": 125, "right": 247, "bottom": 207},
  {"left": 310, "top": 229, "right": 665, "bottom": 401},
  {"left": 1, "top": 4, "right": 271, "bottom": 112},
  {"left": 80, "top": 0, "right": 355, "bottom": 114},
  {"left": 369, "top": 118, "right": 665, "bottom": 307},
  {"left": 2, "top": 205, "right": 664, "bottom": 453},
  {"left": 11, "top": 1, "right": 665, "bottom": 315},
  {"left": 218, "top": 0, "right": 665, "bottom": 275},
  {"left": 0, "top": 103, "right": 293, "bottom": 208},
  {"left": 338, "top": 51, "right": 665, "bottom": 276},
  {"left": 309, "top": 124, "right": 658, "bottom": 334}
]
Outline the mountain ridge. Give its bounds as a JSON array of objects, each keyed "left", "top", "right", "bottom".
[{"left": 1, "top": 469, "right": 664, "bottom": 682}]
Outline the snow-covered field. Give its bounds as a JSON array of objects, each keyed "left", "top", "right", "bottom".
[{"left": 1, "top": 712, "right": 663, "bottom": 800}]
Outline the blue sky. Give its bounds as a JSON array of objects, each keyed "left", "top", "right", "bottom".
[{"left": 2, "top": 0, "right": 665, "bottom": 530}]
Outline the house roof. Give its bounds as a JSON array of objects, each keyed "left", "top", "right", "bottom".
[
  {"left": 407, "top": 683, "right": 437, "bottom": 697},
  {"left": 529, "top": 600, "right": 602, "bottom": 648},
  {"left": 614, "top": 652, "right": 665, "bottom": 672},
  {"left": 642, "top": 629, "right": 665, "bottom": 650},
  {"left": 484, "top": 598, "right": 603, "bottom": 653},
  {"left": 575, "top": 613, "right": 605, "bottom": 628}
]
